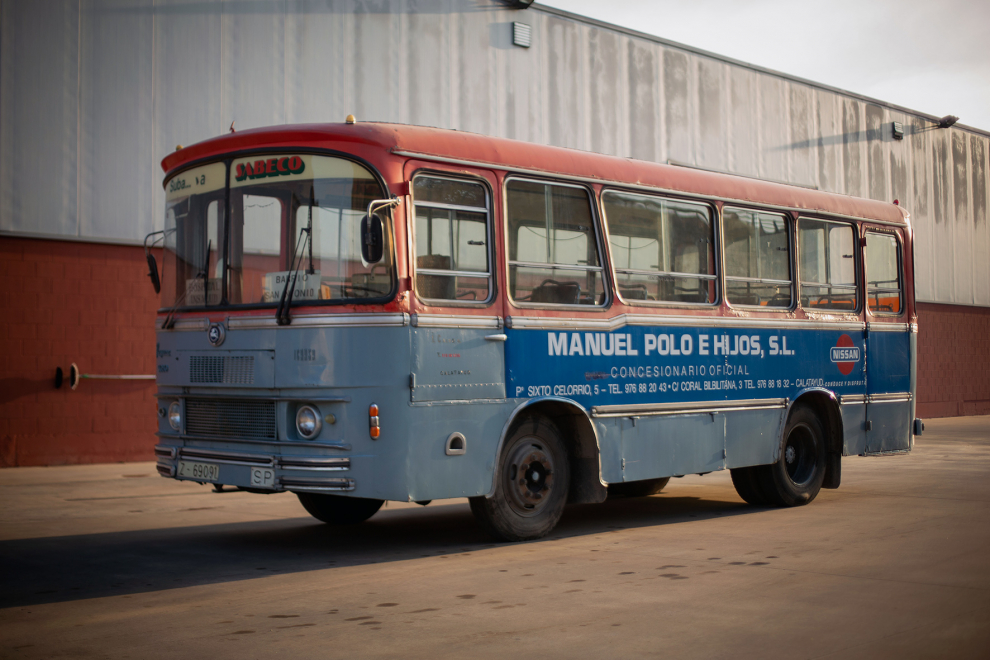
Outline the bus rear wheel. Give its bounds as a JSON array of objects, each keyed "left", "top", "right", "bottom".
[
  {"left": 296, "top": 492, "right": 384, "bottom": 525},
  {"left": 608, "top": 477, "right": 671, "bottom": 498},
  {"left": 748, "top": 405, "right": 826, "bottom": 507},
  {"left": 469, "top": 416, "right": 570, "bottom": 542}
]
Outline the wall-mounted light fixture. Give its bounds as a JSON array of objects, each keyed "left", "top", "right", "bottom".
[
  {"left": 891, "top": 122, "right": 904, "bottom": 140},
  {"left": 513, "top": 22, "right": 532, "bottom": 48},
  {"left": 937, "top": 115, "right": 959, "bottom": 129}
]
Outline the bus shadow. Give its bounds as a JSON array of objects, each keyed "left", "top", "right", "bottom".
[{"left": 0, "top": 493, "right": 754, "bottom": 609}]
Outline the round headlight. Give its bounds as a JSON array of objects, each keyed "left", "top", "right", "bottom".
[
  {"left": 167, "top": 401, "right": 182, "bottom": 431},
  {"left": 296, "top": 404, "right": 322, "bottom": 439}
]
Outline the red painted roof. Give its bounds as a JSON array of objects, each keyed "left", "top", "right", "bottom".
[{"left": 162, "top": 122, "right": 909, "bottom": 226}]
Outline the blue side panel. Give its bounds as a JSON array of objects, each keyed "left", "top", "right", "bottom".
[
  {"left": 506, "top": 325, "right": 866, "bottom": 408},
  {"left": 866, "top": 330, "right": 911, "bottom": 394},
  {"left": 866, "top": 328, "right": 913, "bottom": 452}
]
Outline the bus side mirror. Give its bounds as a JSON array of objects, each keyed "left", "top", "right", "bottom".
[
  {"left": 146, "top": 252, "right": 161, "bottom": 294},
  {"left": 361, "top": 213, "right": 384, "bottom": 264}
]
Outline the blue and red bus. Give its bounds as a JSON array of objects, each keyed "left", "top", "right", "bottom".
[{"left": 151, "top": 121, "right": 919, "bottom": 541}]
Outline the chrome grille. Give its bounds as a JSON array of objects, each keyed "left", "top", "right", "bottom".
[
  {"left": 185, "top": 399, "right": 276, "bottom": 440},
  {"left": 189, "top": 356, "right": 254, "bottom": 384}
]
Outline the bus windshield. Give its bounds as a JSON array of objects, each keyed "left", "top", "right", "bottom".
[{"left": 161, "top": 154, "right": 391, "bottom": 309}]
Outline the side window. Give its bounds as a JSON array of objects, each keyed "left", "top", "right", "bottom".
[
  {"left": 506, "top": 179, "right": 606, "bottom": 305},
  {"left": 865, "top": 231, "right": 902, "bottom": 314},
  {"left": 413, "top": 175, "right": 492, "bottom": 303},
  {"left": 723, "top": 207, "right": 792, "bottom": 308},
  {"left": 602, "top": 191, "right": 716, "bottom": 304},
  {"left": 798, "top": 218, "right": 858, "bottom": 311}
]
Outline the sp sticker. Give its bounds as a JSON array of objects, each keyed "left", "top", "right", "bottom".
[
  {"left": 208, "top": 323, "right": 226, "bottom": 347},
  {"left": 830, "top": 334, "right": 860, "bottom": 375}
]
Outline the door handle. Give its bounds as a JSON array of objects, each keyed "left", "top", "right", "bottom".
[{"left": 485, "top": 334, "right": 508, "bottom": 342}]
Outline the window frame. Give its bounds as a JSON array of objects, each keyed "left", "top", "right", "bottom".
[
  {"left": 410, "top": 170, "right": 496, "bottom": 307},
  {"left": 864, "top": 228, "right": 904, "bottom": 317},
  {"left": 796, "top": 215, "right": 862, "bottom": 314},
  {"left": 600, "top": 187, "right": 720, "bottom": 308},
  {"left": 502, "top": 176, "right": 610, "bottom": 309},
  {"left": 720, "top": 205, "right": 795, "bottom": 311}
]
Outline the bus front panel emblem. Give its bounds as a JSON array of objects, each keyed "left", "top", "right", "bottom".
[{"left": 208, "top": 323, "right": 226, "bottom": 347}]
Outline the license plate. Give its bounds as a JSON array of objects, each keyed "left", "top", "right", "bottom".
[
  {"left": 250, "top": 467, "right": 276, "bottom": 489},
  {"left": 177, "top": 460, "right": 221, "bottom": 483}
]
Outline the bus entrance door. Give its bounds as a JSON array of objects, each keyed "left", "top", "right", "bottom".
[{"left": 865, "top": 323, "right": 913, "bottom": 453}]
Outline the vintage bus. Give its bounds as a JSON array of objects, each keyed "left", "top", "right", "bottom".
[{"left": 151, "top": 121, "right": 920, "bottom": 541}]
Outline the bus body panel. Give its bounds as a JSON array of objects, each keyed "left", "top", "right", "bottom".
[
  {"left": 865, "top": 326, "right": 913, "bottom": 452},
  {"left": 410, "top": 327, "right": 506, "bottom": 402}
]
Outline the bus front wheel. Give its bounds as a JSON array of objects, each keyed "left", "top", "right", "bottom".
[
  {"left": 735, "top": 405, "right": 826, "bottom": 507},
  {"left": 469, "top": 416, "right": 570, "bottom": 542},
  {"left": 296, "top": 492, "right": 384, "bottom": 525}
]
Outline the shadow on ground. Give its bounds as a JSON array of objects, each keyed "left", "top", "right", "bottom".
[{"left": 1, "top": 492, "right": 751, "bottom": 608}]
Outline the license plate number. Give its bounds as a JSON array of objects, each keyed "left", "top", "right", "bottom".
[{"left": 178, "top": 460, "right": 221, "bottom": 483}]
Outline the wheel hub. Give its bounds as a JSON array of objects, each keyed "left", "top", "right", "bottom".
[
  {"left": 504, "top": 441, "right": 555, "bottom": 515},
  {"left": 784, "top": 423, "right": 817, "bottom": 486}
]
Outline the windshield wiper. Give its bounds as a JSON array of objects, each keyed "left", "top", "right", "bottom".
[{"left": 276, "top": 221, "right": 311, "bottom": 326}]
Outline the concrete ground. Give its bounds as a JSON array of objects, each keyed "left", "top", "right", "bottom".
[{"left": 1, "top": 417, "right": 988, "bottom": 659}]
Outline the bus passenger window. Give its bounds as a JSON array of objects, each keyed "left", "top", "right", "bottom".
[
  {"left": 506, "top": 180, "right": 605, "bottom": 305},
  {"left": 798, "top": 219, "right": 857, "bottom": 311},
  {"left": 723, "top": 208, "right": 792, "bottom": 308},
  {"left": 601, "top": 191, "right": 715, "bottom": 304},
  {"left": 865, "top": 232, "right": 902, "bottom": 314},
  {"left": 412, "top": 176, "right": 491, "bottom": 303}
]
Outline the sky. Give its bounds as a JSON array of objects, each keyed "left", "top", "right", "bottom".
[{"left": 539, "top": 0, "right": 990, "bottom": 133}]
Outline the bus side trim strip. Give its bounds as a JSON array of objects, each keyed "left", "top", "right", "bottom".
[
  {"left": 227, "top": 313, "right": 410, "bottom": 330},
  {"left": 591, "top": 398, "right": 787, "bottom": 418},
  {"left": 411, "top": 314, "right": 502, "bottom": 329},
  {"left": 506, "top": 314, "right": 865, "bottom": 332}
]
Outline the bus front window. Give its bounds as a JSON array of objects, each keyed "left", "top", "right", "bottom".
[
  {"left": 228, "top": 154, "right": 390, "bottom": 304},
  {"left": 161, "top": 154, "right": 391, "bottom": 309},
  {"left": 162, "top": 162, "right": 227, "bottom": 309}
]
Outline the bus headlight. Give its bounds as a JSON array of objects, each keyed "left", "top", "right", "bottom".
[
  {"left": 167, "top": 401, "right": 182, "bottom": 431},
  {"left": 296, "top": 405, "right": 322, "bottom": 439}
]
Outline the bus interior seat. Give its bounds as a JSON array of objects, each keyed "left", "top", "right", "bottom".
[
  {"left": 618, "top": 284, "right": 649, "bottom": 300},
  {"left": 529, "top": 279, "right": 581, "bottom": 304},
  {"left": 416, "top": 255, "right": 455, "bottom": 300},
  {"left": 730, "top": 293, "right": 760, "bottom": 306}
]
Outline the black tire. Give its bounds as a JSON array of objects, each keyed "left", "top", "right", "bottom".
[
  {"left": 757, "top": 405, "right": 827, "bottom": 507},
  {"left": 469, "top": 416, "right": 570, "bottom": 542},
  {"left": 730, "top": 466, "right": 768, "bottom": 505},
  {"left": 608, "top": 477, "right": 671, "bottom": 499},
  {"left": 296, "top": 492, "right": 384, "bottom": 525}
]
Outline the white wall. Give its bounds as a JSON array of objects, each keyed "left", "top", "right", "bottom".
[{"left": 1, "top": 0, "right": 987, "bottom": 304}]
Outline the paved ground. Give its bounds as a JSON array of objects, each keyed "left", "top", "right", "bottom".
[{"left": 1, "top": 416, "right": 988, "bottom": 659}]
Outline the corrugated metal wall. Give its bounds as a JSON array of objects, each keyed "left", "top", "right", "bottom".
[{"left": 1, "top": 0, "right": 987, "bottom": 305}]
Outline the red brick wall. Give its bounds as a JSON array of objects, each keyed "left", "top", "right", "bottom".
[
  {"left": 0, "top": 237, "right": 160, "bottom": 466},
  {"left": 0, "top": 236, "right": 987, "bottom": 465},
  {"left": 916, "top": 302, "right": 990, "bottom": 418}
]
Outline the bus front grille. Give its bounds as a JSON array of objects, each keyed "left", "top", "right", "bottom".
[
  {"left": 185, "top": 399, "right": 276, "bottom": 440},
  {"left": 189, "top": 356, "right": 255, "bottom": 384}
]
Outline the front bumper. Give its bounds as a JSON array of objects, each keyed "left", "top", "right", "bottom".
[{"left": 154, "top": 443, "right": 356, "bottom": 493}]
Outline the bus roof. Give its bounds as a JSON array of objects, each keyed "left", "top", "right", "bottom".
[{"left": 162, "top": 122, "right": 910, "bottom": 226}]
